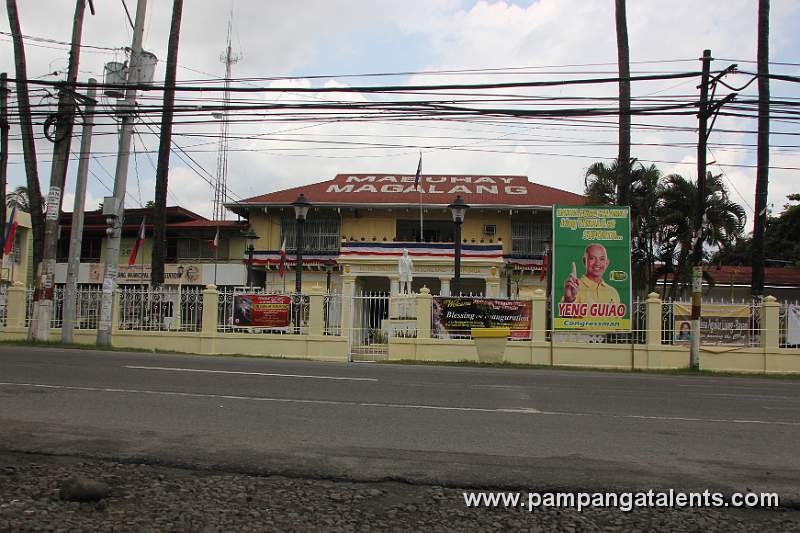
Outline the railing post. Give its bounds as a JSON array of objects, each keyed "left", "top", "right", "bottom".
[
  {"left": 5, "top": 282, "right": 27, "bottom": 329},
  {"left": 307, "top": 284, "right": 325, "bottom": 336},
  {"left": 415, "top": 286, "right": 432, "bottom": 339},
  {"left": 531, "top": 289, "right": 547, "bottom": 343},
  {"left": 112, "top": 288, "right": 121, "bottom": 335},
  {"left": 201, "top": 284, "right": 219, "bottom": 335},
  {"left": 486, "top": 266, "right": 500, "bottom": 298},
  {"left": 340, "top": 274, "right": 356, "bottom": 339},
  {"left": 646, "top": 292, "right": 662, "bottom": 347},
  {"left": 762, "top": 295, "right": 780, "bottom": 349}
]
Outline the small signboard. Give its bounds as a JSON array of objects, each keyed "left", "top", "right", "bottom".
[
  {"left": 431, "top": 297, "right": 531, "bottom": 339},
  {"left": 233, "top": 294, "right": 291, "bottom": 328}
]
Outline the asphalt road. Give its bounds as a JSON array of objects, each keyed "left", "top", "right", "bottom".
[{"left": 1, "top": 345, "right": 799, "bottom": 501}]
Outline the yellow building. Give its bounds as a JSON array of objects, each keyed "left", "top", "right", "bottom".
[{"left": 228, "top": 173, "right": 585, "bottom": 297}]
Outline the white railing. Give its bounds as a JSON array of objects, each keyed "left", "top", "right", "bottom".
[
  {"left": 118, "top": 286, "right": 203, "bottom": 332},
  {"left": 324, "top": 292, "right": 343, "bottom": 336}
]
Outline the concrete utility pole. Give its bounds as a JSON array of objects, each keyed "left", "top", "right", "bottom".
[
  {"left": 97, "top": 0, "right": 148, "bottom": 346},
  {"left": 29, "top": 0, "right": 86, "bottom": 341},
  {"left": 690, "top": 49, "right": 712, "bottom": 370},
  {"left": 0, "top": 73, "right": 8, "bottom": 242},
  {"left": 751, "top": 0, "right": 770, "bottom": 298},
  {"left": 151, "top": 0, "right": 184, "bottom": 287},
  {"left": 62, "top": 79, "right": 97, "bottom": 344}
]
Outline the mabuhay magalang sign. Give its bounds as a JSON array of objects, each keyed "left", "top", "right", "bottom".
[{"left": 552, "top": 206, "right": 632, "bottom": 331}]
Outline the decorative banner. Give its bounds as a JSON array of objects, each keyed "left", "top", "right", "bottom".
[
  {"left": 232, "top": 294, "right": 291, "bottom": 328},
  {"left": 787, "top": 304, "right": 800, "bottom": 346},
  {"left": 431, "top": 297, "right": 532, "bottom": 339},
  {"left": 673, "top": 303, "right": 751, "bottom": 346},
  {"left": 552, "top": 206, "right": 632, "bottom": 331},
  {"left": 88, "top": 264, "right": 203, "bottom": 285}
]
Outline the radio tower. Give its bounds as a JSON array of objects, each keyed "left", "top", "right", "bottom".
[{"left": 213, "top": 14, "right": 241, "bottom": 221}]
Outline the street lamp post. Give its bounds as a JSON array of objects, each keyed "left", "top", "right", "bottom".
[
  {"left": 291, "top": 194, "right": 311, "bottom": 295},
  {"left": 448, "top": 195, "right": 469, "bottom": 296},
  {"left": 324, "top": 258, "right": 336, "bottom": 293},
  {"left": 242, "top": 228, "right": 259, "bottom": 289}
]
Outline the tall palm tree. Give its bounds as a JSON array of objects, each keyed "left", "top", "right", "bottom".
[
  {"left": 6, "top": 185, "right": 30, "bottom": 212},
  {"left": 658, "top": 172, "right": 746, "bottom": 298},
  {"left": 615, "top": 0, "right": 631, "bottom": 205},
  {"left": 584, "top": 161, "right": 618, "bottom": 205},
  {"left": 752, "top": 0, "right": 770, "bottom": 297},
  {"left": 629, "top": 163, "right": 663, "bottom": 294}
]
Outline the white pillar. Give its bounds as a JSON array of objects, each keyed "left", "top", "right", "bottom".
[{"left": 439, "top": 277, "right": 450, "bottom": 296}]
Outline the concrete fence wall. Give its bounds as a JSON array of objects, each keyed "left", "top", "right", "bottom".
[{"left": 1, "top": 283, "right": 798, "bottom": 373}]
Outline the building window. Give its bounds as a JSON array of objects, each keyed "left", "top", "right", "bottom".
[
  {"left": 511, "top": 222, "right": 549, "bottom": 256},
  {"left": 396, "top": 220, "right": 454, "bottom": 243},
  {"left": 281, "top": 215, "right": 340, "bottom": 253},
  {"left": 176, "top": 237, "right": 219, "bottom": 260}
]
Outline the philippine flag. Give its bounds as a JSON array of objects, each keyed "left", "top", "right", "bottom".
[
  {"left": 278, "top": 238, "right": 287, "bottom": 278},
  {"left": 413, "top": 152, "right": 422, "bottom": 186},
  {"left": 209, "top": 227, "right": 219, "bottom": 252},
  {"left": 128, "top": 218, "right": 146, "bottom": 266},
  {"left": 1, "top": 207, "right": 17, "bottom": 256}
]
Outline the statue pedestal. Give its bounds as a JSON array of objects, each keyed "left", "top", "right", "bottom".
[{"left": 471, "top": 327, "right": 510, "bottom": 363}]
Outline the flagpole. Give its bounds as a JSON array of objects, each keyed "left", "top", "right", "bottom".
[
  {"left": 214, "top": 224, "right": 219, "bottom": 286},
  {"left": 415, "top": 152, "right": 423, "bottom": 242}
]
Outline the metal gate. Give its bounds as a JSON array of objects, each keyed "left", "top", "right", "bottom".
[{"left": 348, "top": 292, "right": 390, "bottom": 361}]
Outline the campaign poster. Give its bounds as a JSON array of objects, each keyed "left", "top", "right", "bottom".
[
  {"left": 552, "top": 206, "right": 631, "bottom": 331},
  {"left": 431, "top": 297, "right": 532, "bottom": 339},
  {"left": 233, "top": 294, "right": 291, "bottom": 328},
  {"left": 673, "top": 304, "right": 751, "bottom": 346}
]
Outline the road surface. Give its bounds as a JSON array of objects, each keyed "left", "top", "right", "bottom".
[{"left": 1, "top": 345, "right": 798, "bottom": 501}]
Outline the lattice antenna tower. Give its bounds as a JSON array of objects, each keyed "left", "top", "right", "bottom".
[{"left": 212, "top": 14, "right": 242, "bottom": 221}]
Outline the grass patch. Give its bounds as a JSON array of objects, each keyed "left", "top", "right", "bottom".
[{"left": 0, "top": 338, "right": 184, "bottom": 355}]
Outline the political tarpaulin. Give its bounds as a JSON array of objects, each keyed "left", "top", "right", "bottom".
[
  {"left": 552, "top": 206, "right": 631, "bottom": 331},
  {"left": 431, "top": 297, "right": 532, "bottom": 339},
  {"left": 233, "top": 294, "right": 291, "bottom": 328},
  {"left": 673, "top": 304, "right": 751, "bottom": 346}
]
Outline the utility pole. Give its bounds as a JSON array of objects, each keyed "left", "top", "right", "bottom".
[
  {"left": 752, "top": 0, "right": 770, "bottom": 298},
  {"left": 690, "top": 49, "right": 712, "bottom": 370},
  {"left": 62, "top": 79, "right": 97, "bottom": 344},
  {"left": 97, "top": 0, "right": 148, "bottom": 347},
  {"left": 5, "top": 0, "right": 44, "bottom": 270},
  {"left": 29, "top": 0, "right": 86, "bottom": 341},
  {"left": 0, "top": 73, "right": 8, "bottom": 244},
  {"left": 151, "top": 0, "right": 184, "bottom": 286}
]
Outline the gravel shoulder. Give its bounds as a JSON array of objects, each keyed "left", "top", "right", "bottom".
[{"left": 1, "top": 451, "right": 799, "bottom": 532}]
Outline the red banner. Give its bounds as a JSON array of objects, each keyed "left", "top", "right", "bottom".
[{"left": 233, "top": 294, "right": 291, "bottom": 328}]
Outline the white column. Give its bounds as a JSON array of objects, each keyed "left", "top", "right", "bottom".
[{"left": 439, "top": 277, "right": 450, "bottom": 296}]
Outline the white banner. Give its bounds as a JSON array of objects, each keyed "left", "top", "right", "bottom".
[{"left": 788, "top": 304, "right": 800, "bottom": 346}]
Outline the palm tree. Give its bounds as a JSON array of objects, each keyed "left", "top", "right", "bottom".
[
  {"left": 752, "top": 0, "right": 770, "bottom": 297},
  {"left": 6, "top": 185, "right": 30, "bottom": 212},
  {"left": 584, "top": 161, "right": 618, "bottom": 205},
  {"left": 658, "top": 172, "right": 746, "bottom": 298},
  {"left": 629, "top": 163, "right": 663, "bottom": 294},
  {"left": 615, "top": 0, "right": 631, "bottom": 205}
]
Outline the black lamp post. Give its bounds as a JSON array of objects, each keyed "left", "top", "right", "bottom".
[
  {"left": 448, "top": 195, "right": 469, "bottom": 296},
  {"left": 291, "top": 193, "right": 311, "bottom": 294},
  {"left": 242, "top": 228, "right": 259, "bottom": 289},
  {"left": 324, "top": 258, "right": 336, "bottom": 292}
]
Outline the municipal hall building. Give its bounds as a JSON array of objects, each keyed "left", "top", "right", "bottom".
[{"left": 227, "top": 173, "right": 585, "bottom": 298}]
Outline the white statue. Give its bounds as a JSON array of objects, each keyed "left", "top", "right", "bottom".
[{"left": 398, "top": 249, "right": 414, "bottom": 294}]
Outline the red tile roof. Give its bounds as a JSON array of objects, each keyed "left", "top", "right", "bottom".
[
  {"left": 234, "top": 174, "right": 585, "bottom": 208},
  {"left": 705, "top": 265, "right": 800, "bottom": 287}
]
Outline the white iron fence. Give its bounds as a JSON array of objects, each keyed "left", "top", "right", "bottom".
[
  {"left": 780, "top": 301, "right": 800, "bottom": 348},
  {"left": 118, "top": 285, "right": 203, "bottom": 332}
]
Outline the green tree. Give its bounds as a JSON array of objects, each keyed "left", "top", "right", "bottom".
[
  {"left": 6, "top": 185, "right": 30, "bottom": 212},
  {"left": 658, "top": 172, "right": 746, "bottom": 298}
]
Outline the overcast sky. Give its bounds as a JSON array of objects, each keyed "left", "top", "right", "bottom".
[{"left": 1, "top": 0, "right": 799, "bottom": 231}]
